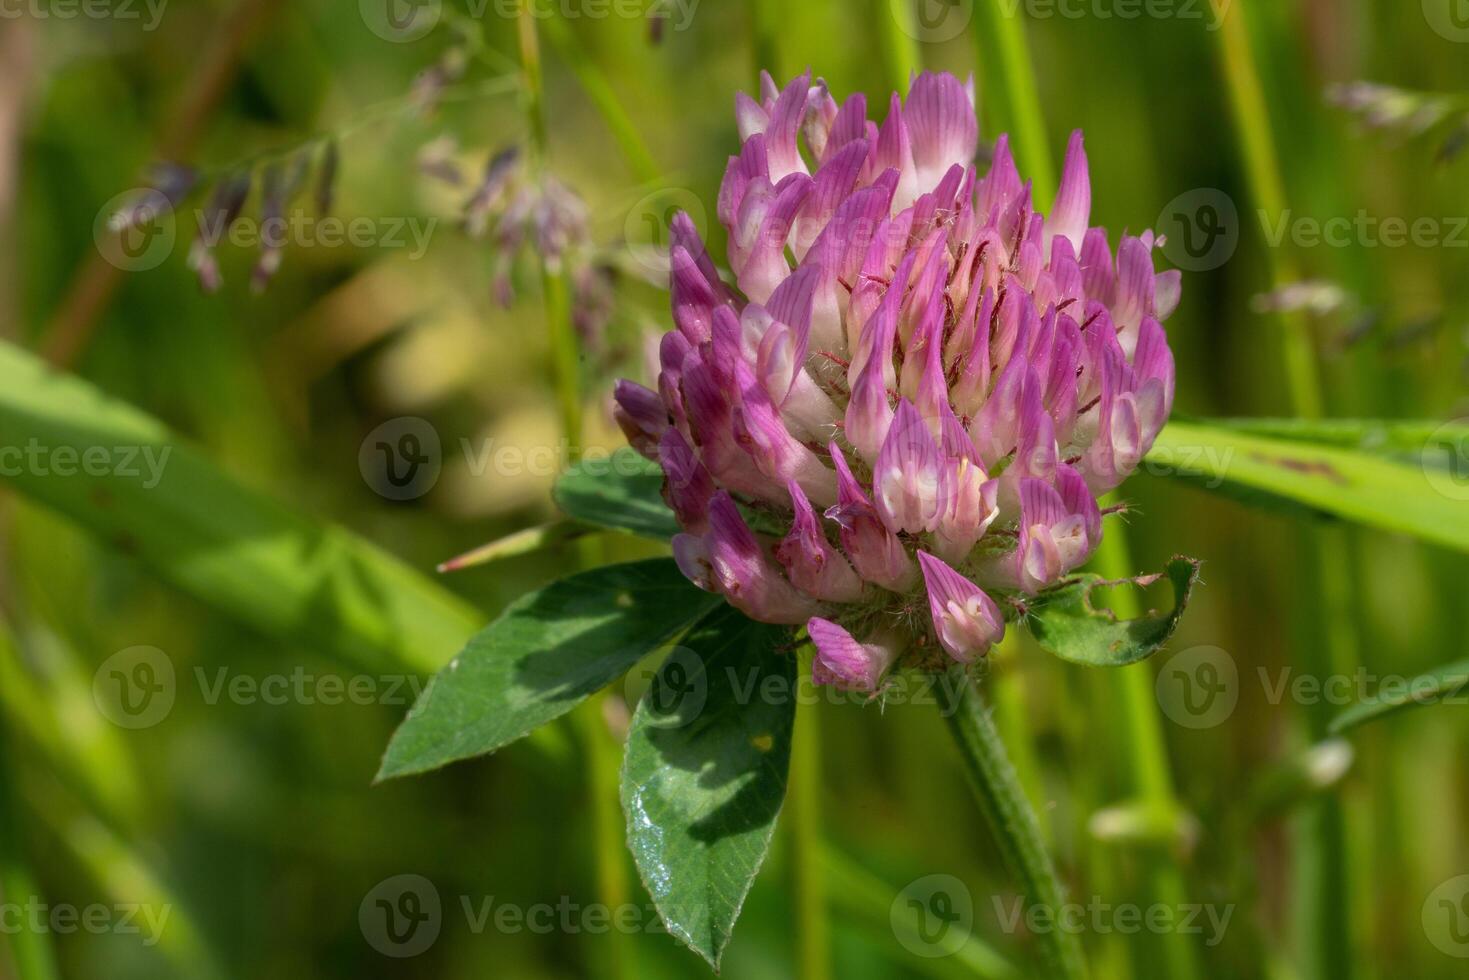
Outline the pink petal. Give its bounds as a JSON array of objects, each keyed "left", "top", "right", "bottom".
[
  {"left": 917, "top": 551, "right": 1006, "bottom": 662},
  {"left": 1046, "top": 130, "right": 1091, "bottom": 252},
  {"left": 808, "top": 618, "right": 897, "bottom": 692},
  {"left": 905, "top": 72, "right": 979, "bottom": 192}
]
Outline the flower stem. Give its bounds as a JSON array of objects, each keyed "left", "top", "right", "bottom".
[
  {"left": 988, "top": 635, "right": 1050, "bottom": 841},
  {"left": 788, "top": 676, "right": 831, "bottom": 980},
  {"left": 938, "top": 669, "right": 1088, "bottom": 980}
]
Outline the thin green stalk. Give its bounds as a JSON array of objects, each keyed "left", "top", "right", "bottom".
[
  {"left": 989, "top": 636, "right": 1050, "bottom": 841},
  {"left": 878, "top": 0, "right": 923, "bottom": 94},
  {"left": 0, "top": 733, "right": 59, "bottom": 980},
  {"left": 1210, "top": 0, "right": 1320, "bottom": 419},
  {"left": 539, "top": 13, "right": 660, "bottom": 185},
  {"left": 938, "top": 670, "right": 1087, "bottom": 980},
  {"left": 515, "top": 7, "right": 578, "bottom": 453},
  {"left": 971, "top": 1, "right": 1055, "bottom": 201},
  {"left": 788, "top": 678, "right": 830, "bottom": 980},
  {"left": 540, "top": 265, "right": 585, "bottom": 456},
  {"left": 751, "top": 0, "right": 783, "bottom": 82},
  {"left": 517, "top": 13, "right": 633, "bottom": 980},
  {"left": 1209, "top": 4, "right": 1359, "bottom": 977},
  {"left": 575, "top": 704, "right": 634, "bottom": 978}
]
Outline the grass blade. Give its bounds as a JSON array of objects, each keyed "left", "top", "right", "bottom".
[
  {"left": 972, "top": 2, "right": 1054, "bottom": 200},
  {"left": 0, "top": 732, "right": 59, "bottom": 980},
  {"left": 0, "top": 340, "right": 480, "bottom": 677},
  {"left": 1330, "top": 660, "right": 1469, "bottom": 736},
  {"left": 1149, "top": 420, "right": 1469, "bottom": 553}
]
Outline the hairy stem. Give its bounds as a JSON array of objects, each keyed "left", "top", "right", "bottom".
[
  {"left": 989, "top": 635, "right": 1051, "bottom": 841},
  {"left": 788, "top": 676, "right": 831, "bottom": 980},
  {"left": 938, "top": 669, "right": 1088, "bottom": 980}
]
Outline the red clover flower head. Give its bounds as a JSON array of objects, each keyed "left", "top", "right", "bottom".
[{"left": 614, "top": 70, "right": 1180, "bottom": 692}]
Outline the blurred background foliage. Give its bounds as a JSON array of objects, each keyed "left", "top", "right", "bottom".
[{"left": 0, "top": 0, "right": 1466, "bottom": 978}]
